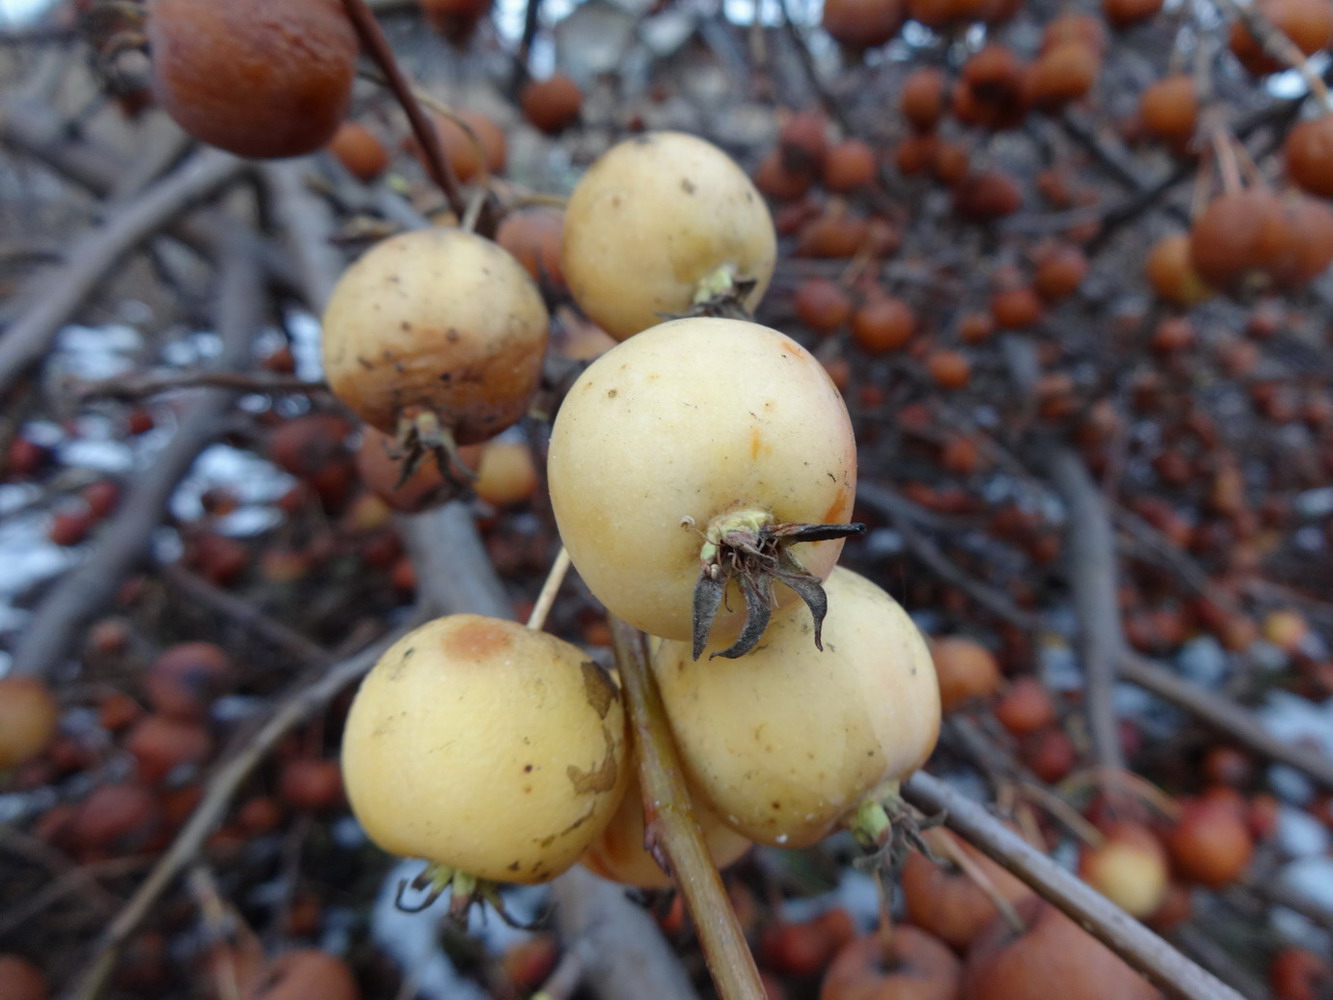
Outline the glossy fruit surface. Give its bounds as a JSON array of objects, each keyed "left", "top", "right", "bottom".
[
  {"left": 322, "top": 228, "right": 549, "bottom": 443},
  {"left": 548, "top": 317, "right": 855, "bottom": 643},
  {"left": 342, "top": 615, "right": 628, "bottom": 883},
  {"left": 561, "top": 132, "right": 776, "bottom": 340},
  {"left": 147, "top": 0, "right": 357, "bottom": 159},
  {"left": 654, "top": 567, "right": 939, "bottom": 848}
]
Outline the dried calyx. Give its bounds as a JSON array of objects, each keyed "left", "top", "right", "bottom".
[{"left": 686, "top": 509, "right": 864, "bottom": 660}]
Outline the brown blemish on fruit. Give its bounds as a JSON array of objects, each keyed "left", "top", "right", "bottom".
[
  {"left": 822, "top": 488, "right": 851, "bottom": 524},
  {"left": 442, "top": 618, "right": 512, "bottom": 663},
  {"left": 567, "top": 726, "right": 619, "bottom": 794},
  {"left": 581, "top": 662, "right": 617, "bottom": 720}
]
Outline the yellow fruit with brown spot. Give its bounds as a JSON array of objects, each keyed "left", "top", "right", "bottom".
[
  {"left": 321, "top": 228, "right": 549, "bottom": 444},
  {"left": 341, "top": 615, "right": 629, "bottom": 883},
  {"left": 654, "top": 567, "right": 940, "bottom": 849},
  {"left": 562, "top": 132, "right": 777, "bottom": 340}
]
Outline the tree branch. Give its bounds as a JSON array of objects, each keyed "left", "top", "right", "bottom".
[
  {"left": 8, "top": 225, "right": 263, "bottom": 678},
  {"left": 901, "top": 771, "right": 1246, "bottom": 1000}
]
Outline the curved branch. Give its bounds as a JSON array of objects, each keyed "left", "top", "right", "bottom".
[
  {"left": 901, "top": 771, "right": 1246, "bottom": 1000},
  {"left": 0, "top": 147, "right": 247, "bottom": 400}
]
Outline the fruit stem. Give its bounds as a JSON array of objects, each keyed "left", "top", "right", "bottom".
[
  {"left": 338, "top": 0, "right": 468, "bottom": 221},
  {"left": 609, "top": 615, "right": 766, "bottom": 1000},
  {"left": 526, "top": 546, "right": 572, "bottom": 631}
]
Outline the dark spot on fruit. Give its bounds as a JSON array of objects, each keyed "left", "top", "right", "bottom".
[
  {"left": 607, "top": 388, "right": 618, "bottom": 398},
  {"left": 439, "top": 372, "right": 452, "bottom": 381},
  {"left": 400, "top": 321, "right": 410, "bottom": 331},
  {"left": 681, "top": 178, "right": 696, "bottom": 194},
  {"left": 442, "top": 618, "right": 512, "bottom": 662},
  {"left": 771, "top": 801, "right": 782, "bottom": 810},
  {"left": 508, "top": 861, "right": 520, "bottom": 871},
  {"left": 581, "top": 662, "right": 618, "bottom": 719},
  {"left": 446, "top": 328, "right": 460, "bottom": 342},
  {"left": 524, "top": 763, "right": 533, "bottom": 772},
  {"left": 357, "top": 356, "right": 373, "bottom": 370},
  {"left": 568, "top": 726, "right": 619, "bottom": 794}
]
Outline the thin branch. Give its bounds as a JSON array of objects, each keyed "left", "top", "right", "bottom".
[
  {"left": 1049, "top": 448, "right": 1126, "bottom": 773},
  {"left": 8, "top": 226, "right": 264, "bottom": 679},
  {"left": 75, "top": 370, "right": 326, "bottom": 402},
  {"left": 856, "top": 482, "right": 1040, "bottom": 631},
  {"left": 1118, "top": 653, "right": 1333, "bottom": 791},
  {"left": 0, "top": 147, "right": 247, "bottom": 401},
  {"left": 339, "top": 0, "right": 467, "bottom": 221},
  {"left": 901, "top": 771, "right": 1246, "bottom": 1000},
  {"left": 610, "top": 617, "right": 765, "bottom": 1000}
]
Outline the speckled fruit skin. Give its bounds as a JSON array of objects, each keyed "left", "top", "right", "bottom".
[
  {"left": 653, "top": 567, "right": 940, "bottom": 848},
  {"left": 147, "top": 0, "right": 358, "bottom": 159},
  {"left": 547, "top": 317, "right": 856, "bottom": 644},
  {"left": 561, "top": 132, "right": 777, "bottom": 340},
  {"left": 321, "top": 228, "right": 549, "bottom": 443},
  {"left": 341, "top": 615, "right": 628, "bottom": 884}
]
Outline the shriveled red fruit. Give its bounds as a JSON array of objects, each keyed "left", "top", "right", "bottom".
[
  {"left": 1286, "top": 116, "right": 1333, "bottom": 197},
  {"left": 761, "top": 909, "right": 856, "bottom": 979},
  {"left": 126, "top": 715, "right": 213, "bottom": 783},
  {"left": 927, "top": 349, "right": 971, "bottom": 389},
  {"left": 932, "top": 636, "right": 1002, "bottom": 711},
  {"left": 1189, "top": 190, "right": 1291, "bottom": 292},
  {"left": 963, "top": 899, "right": 1159, "bottom": 999},
  {"left": 852, "top": 296, "right": 916, "bottom": 354},
  {"left": 1145, "top": 233, "right": 1210, "bottom": 305},
  {"left": 279, "top": 758, "right": 345, "bottom": 812},
  {"left": 823, "top": 139, "right": 878, "bottom": 191},
  {"left": 755, "top": 150, "right": 815, "bottom": 200},
  {"left": 496, "top": 207, "right": 566, "bottom": 291},
  {"left": 901, "top": 829, "right": 1037, "bottom": 950},
  {"left": 822, "top": 0, "right": 905, "bottom": 49},
  {"left": 1165, "top": 795, "right": 1254, "bottom": 887},
  {"left": 146, "top": 642, "right": 229, "bottom": 719},
  {"left": 1104, "top": 0, "right": 1163, "bottom": 27},
  {"left": 242, "top": 949, "right": 359, "bottom": 1000},
  {"left": 1029, "top": 42, "right": 1098, "bottom": 110},
  {"left": 1022, "top": 726, "right": 1077, "bottom": 782},
  {"left": 1139, "top": 76, "right": 1197, "bottom": 146},
  {"left": 1079, "top": 822, "right": 1169, "bottom": 917},
  {"left": 83, "top": 479, "right": 121, "bottom": 520},
  {"left": 322, "top": 228, "right": 548, "bottom": 444},
  {"left": 901, "top": 67, "right": 948, "bottom": 131},
  {"left": 795, "top": 278, "right": 854, "bottom": 334},
  {"left": 1269, "top": 947, "right": 1332, "bottom": 1000},
  {"left": 954, "top": 172, "right": 1022, "bottom": 220},
  {"left": 0, "top": 677, "right": 60, "bottom": 769},
  {"left": 328, "top": 122, "right": 389, "bottom": 183},
  {"left": 0, "top": 955, "right": 47, "bottom": 1000},
  {"left": 147, "top": 0, "right": 357, "bottom": 159},
  {"left": 1230, "top": 0, "right": 1333, "bottom": 75},
  {"left": 520, "top": 73, "right": 582, "bottom": 134},
  {"left": 1042, "top": 12, "right": 1108, "bottom": 53},
  {"left": 69, "top": 783, "right": 161, "bottom": 853},
  {"left": 1033, "top": 245, "right": 1088, "bottom": 301},
  {"left": 819, "top": 926, "right": 962, "bottom": 1000},
  {"left": 796, "top": 202, "right": 871, "bottom": 257},
  {"left": 50, "top": 510, "right": 92, "bottom": 547},
  {"left": 269, "top": 414, "right": 353, "bottom": 481},
  {"left": 993, "top": 677, "right": 1056, "bottom": 736},
  {"left": 991, "top": 286, "right": 1044, "bottom": 329},
  {"left": 779, "top": 111, "right": 830, "bottom": 176}
]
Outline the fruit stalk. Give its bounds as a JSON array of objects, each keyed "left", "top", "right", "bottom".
[
  {"left": 338, "top": 0, "right": 466, "bottom": 219},
  {"left": 609, "top": 615, "right": 765, "bottom": 1000}
]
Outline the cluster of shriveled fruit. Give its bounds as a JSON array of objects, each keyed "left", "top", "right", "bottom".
[{"left": 326, "top": 132, "right": 940, "bottom": 904}]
